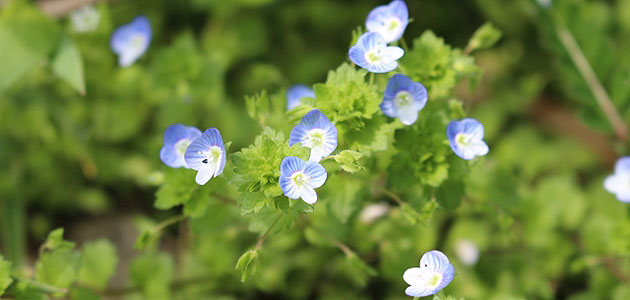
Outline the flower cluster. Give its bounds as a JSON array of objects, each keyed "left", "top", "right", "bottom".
[
  {"left": 348, "top": 1, "right": 407, "bottom": 73},
  {"left": 159, "top": 124, "right": 226, "bottom": 185}
]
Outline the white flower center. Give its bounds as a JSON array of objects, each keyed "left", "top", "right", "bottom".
[
  {"left": 394, "top": 91, "right": 413, "bottom": 107},
  {"left": 365, "top": 50, "right": 382, "bottom": 63},
  {"left": 199, "top": 146, "right": 222, "bottom": 166},
  {"left": 175, "top": 139, "right": 192, "bottom": 156},
  {"left": 291, "top": 171, "right": 310, "bottom": 187},
  {"left": 426, "top": 272, "right": 443, "bottom": 288},
  {"left": 305, "top": 129, "right": 326, "bottom": 148},
  {"left": 455, "top": 133, "right": 472, "bottom": 146},
  {"left": 387, "top": 18, "right": 400, "bottom": 32}
]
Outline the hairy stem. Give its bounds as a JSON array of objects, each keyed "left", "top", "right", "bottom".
[{"left": 554, "top": 24, "right": 628, "bottom": 141}]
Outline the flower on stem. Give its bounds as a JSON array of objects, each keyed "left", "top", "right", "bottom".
[
  {"left": 279, "top": 156, "right": 327, "bottom": 204},
  {"left": 403, "top": 250, "right": 455, "bottom": 297},
  {"left": 603, "top": 157, "right": 630, "bottom": 203},
  {"left": 289, "top": 110, "right": 337, "bottom": 162},
  {"left": 110, "top": 15, "right": 152, "bottom": 67},
  {"left": 287, "top": 85, "right": 315, "bottom": 110},
  {"left": 446, "top": 118, "right": 489, "bottom": 160},
  {"left": 184, "top": 128, "right": 226, "bottom": 185},
  {"left": 159, "top": 124, "right": 202, "bottom": 168},
  {"left": 349, "top": 32, "right": 404, "bottom": 73},
  {"left": 380, "top": 74, "right": 427, "bottom": 125},
  {"left": 366, "top": 0, "right": 409, "bottom": 43}
]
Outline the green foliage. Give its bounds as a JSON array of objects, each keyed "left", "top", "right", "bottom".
[
  {"left": 399, "top": 31, "right": 481, "bottom": 99},
  {"left": 78, "top": 240, "right": 118, "bottom": 290},
  {"left": 466, "top": 23, "right": 503, "bottom": 53},
  {"left": 0, "top": 255, "right": 12, "bottom": 296},
  {"left": 36, "top": 247, "right": 80, "bottom": 289},
  {"left": 231, "top": 127, "right": 309, "bottom": 214},
  {"left": 52, "top": 36, "right": 86, "bottom": 95},
  {"left": 235, "top": 249, "right": 259, "bottom": 282},
  {"left": 130, "top": 251, "right": 175, "bottom": 300},
  {"left": 332, "top": 150, "right": 365, "bottom": 173}
]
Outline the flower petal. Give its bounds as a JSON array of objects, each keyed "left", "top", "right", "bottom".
[
  {"left": 280, "top": 176, "right": 301, "bottom": 199},
  {"left": 402, "top": 267, "right": 424, "bottom": 286},
  {"left": 382, "top": 46, "right": 404, "bottom": 60},
  {"left": 280, "top": 156, "right": 305, "bottom": 177},
  {"left": 195, "top": 168, "right": 214, "bottom": 185},
  {"left": 287, "top": 84, "right": 315, "bottom": 110},
  {"left": 300, "top": 186, "right": 318, "bottom": 204},
  {"left": 404, "top": 285, "right": 435, "bottom": 297},
  {"left": 303, "top": 161, "right": 327, "bottom": 188},
  {"left": 419, "top": 250, "right": 452, "bottom": 274},
  {"left": 397, "top": 105, "right": 419, "bottom": 125}
]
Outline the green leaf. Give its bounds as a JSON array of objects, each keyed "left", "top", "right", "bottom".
[
  {"left": 78, "top": 240, "right": 119, "bottom": 290},
  {"left": 235, "top": 249, "right": 259, "bottom": 282},
  {"left": 230, "top": 127, "right": 309, "bottom": 214},
  {"left": 155, "top": 168, "right": 198, "bottom": 210},
  {"left": 35, "top": 249, "right": 80, "bottom": 289},
  {"left": 52, "top": 36, "right": 85, "bottom": 95},
  {"left": 70, "top": 287, "right": 101, "bottom": 300},
  {"left": 333, "top": 150, "right": 365, "bottom": 173},
  {"left": 466, "top": 22, "right": 502, "bottom": 53},
  {"left": 130, "top": 252, "right": 174, "bottom": 300},
  {"left": 245, "top": 91, "right": 271, "bottom": 125},
  {"left": 0, "top": 0, "right": 61, "bottom": 93},
  {"left": 344, "top": 252, "right": 377, "bottom": 287},
  {"left": 0, "top": 255, "right": 12, "bottom": 296},
  {"left": 41, "top": 228, "right": 74, "bottom": 252},
  {"left": 435, "top": 179, "right": 464, "bottom": 211}
]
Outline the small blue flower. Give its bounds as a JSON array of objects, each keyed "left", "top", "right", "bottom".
[
  {"left": 184, "top": 128, "right": 226, "bottom": 185},
  {"left": 403, "top": 250, "right": 455, "bottom": 297},
  {"left": 380, "top": 74, "right": 427, "bottom": 125},
  {"left": 604, "top": 157, "right": 630, "bottom": 203},
  {"left": 159, "top": 124, "right": 202, "bottom": 168},
  {"left": 366, "top": 0, "right": 409, "bottom": 43},
  {"left": 279, "top": 156, "right": 327, "bottom": 204},
  {"left": 110, "top": 15, "right": 152, "bottom": 67},
  {"left": 446, "top": 118, "right": 489, "bottom": 160},
  {"left": 289, "top": 110, "right": 338, "bottom": 162},
  {"left": 287, "top": 85, "right": 315, "bottom": 110},
  {"left": 349, "top": 32, "right": 404, "bottom": 73}
]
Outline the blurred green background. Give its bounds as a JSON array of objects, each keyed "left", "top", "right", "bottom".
[{"left": 1, "top": 0, "right": 629, "bottom": 299}]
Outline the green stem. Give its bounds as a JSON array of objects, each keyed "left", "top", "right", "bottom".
[
  {"left": 14, "top": 277, "right": 68, "bottom": 295},
  {"left": 369, "top": 72, "right": 375, "bottom": 86},
  {"left": 1, "top": 197, "right": 25, "bottom": 270},
  {"left": 255, "top": 214, "right": 282, "bottom": 251},
  {"left": 554, "top": 22, "right": 628, "bottom": 142},
  {"left": 400, "top": 37, "right": 410, "bottom": 52},
  {"left": 152, "top": 215, "right": 187, "bottom": 235}
]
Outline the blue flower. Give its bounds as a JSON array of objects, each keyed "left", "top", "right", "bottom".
[
  {"left": 287, "top": 85, "right": 315, "bottom": 110},
  {"left": 289, "top": 110, "right": 338, "bottom": 162},
  {"left": 446, "top": 118, "right": 489, "bottom": 160},
  {"left": 184, "top": 128, "right": 226, "bottom": 185},
  {"left": 279, "top": 156, "right": 327, "bottom": 204},
  {"left": 110, "top": 15, "right": 152, "bottom": 67},
  {"left": 366, "top": 0, "right": 409, "bottom": 43},
  {"left": 159, "top": 124, "right": 202, "bottom": 168},
  {"left": 604, "top": 157, "right": 630, "bottom": 203},
  {"left": 403, "top": 250, "right": 455, "bottom": 297},
  {"left": 349, "top": 32, "right": 404, "bottom": 73},
  {"left": 380, "top": 74, "right": 427, "bottom": 125}
]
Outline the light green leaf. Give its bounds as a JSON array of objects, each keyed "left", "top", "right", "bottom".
[
  {"left": 35, "top": 249, "right": 80, "bottom": 289},
  {"left": 52, "top": 36, "right": 85, "bottom": 95},
  {"left": 78, "top": 240, "right": 119, "bottom": 290},
  {"left": 42, "top": 228, "right": 74, "bottom": 252},
  {"left": 235, "top": 249, "right": 259, "bottom": 282},
  {"left": 333, "top": 150, "right": 365, "bottom": 173},
  {"left": 466, "top": 22, "right": 502, "bottom": 53}
]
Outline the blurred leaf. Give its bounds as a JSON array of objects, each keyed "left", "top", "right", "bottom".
[
  {"left": 344, "top": 252, "right": 376, "bottom": 286},
  {"left": 0, "top": 0, "right": 61, "bottom": 93},
  {"left": 333, "top": 150, "right": 364, "bottom": 173},
  {"left": 41, "top": 228, "right": 74, "bottom": 252},
  {"left": 0, "top": 255, "right": 12, "bottom": 296},
  {"left": 78, "top": 240, "right": 118, "bottom": 290},
  {"left": 466, "top": 22, "right": 502, "bottom": 53},
  {"left": 436, "top": 179, "right": 464, "bottom": 211},
  {"left": 70, "top": 287, "right": 101, "bottom": 300},
  {"left": 235, "top": 249, "right": 259, "bottom": 282},
  {"left": 35, "top": 249, "right": 80, "bottom": 289},
  {"left": 51, "top": 36, "right": 85, "bottom": 95},
  {"left": 130, "top": 252, "right": 174, "bottom": 300},
  {"left": 155, "top": 168, "right": 198, "bottom": 210}
]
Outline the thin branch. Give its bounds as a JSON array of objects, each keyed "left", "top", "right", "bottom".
[
  {"left": 13, "top": 277, "right": 68, "bottom": 295},
  {"left": 554, "top": 24, "right": 628, "bottom": 142},
  {"left": 152, "top": 215, "right": 187, "bottom": 235},
  {"left": 255, "top": 214, "right": 283, "bottom": 251}
]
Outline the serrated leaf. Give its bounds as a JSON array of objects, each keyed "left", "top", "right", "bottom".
[
  {"left": 78, "top": 240, "right": 118, "bottom": 290},
  {"left": 235, "top": 249, "right": 259, "bottom": 282},
  {"left": 35, "top": 249, "right": 80, "bottom": 289},
  {"left": 155, "top": 168, "right": 198, "bottom": 210},
  {"left": 52, "top": 36, "right": 85, "bottom": 95},
  {"left": 333, "top": 150, "right": 365, "bottom": 173}
]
